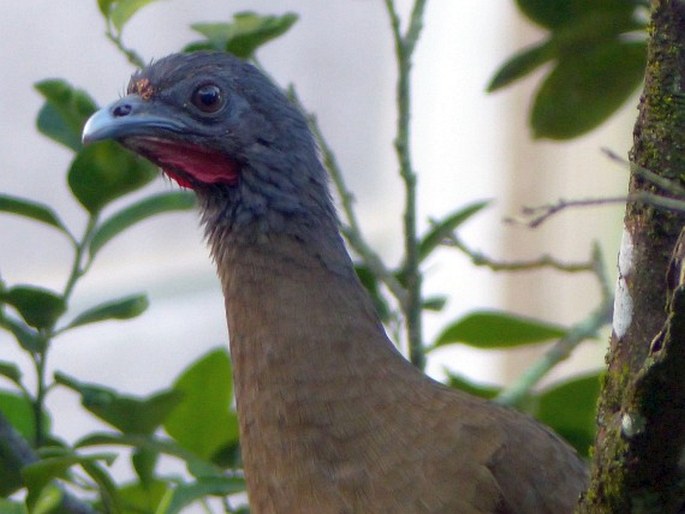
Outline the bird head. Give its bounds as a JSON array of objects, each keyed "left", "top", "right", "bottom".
[{"left": 82, "top": 52, "right": 335, "bottom": 237}]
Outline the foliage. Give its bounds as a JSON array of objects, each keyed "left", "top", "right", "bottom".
[
  {"left": 489, "top": 0, "right": 648, "bottom": 139},
  {"left": 0, "top": 0, "right": 646, "bottom": 512}
]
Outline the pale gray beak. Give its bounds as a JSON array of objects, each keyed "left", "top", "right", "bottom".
[{"left": 82, "top": 95, "right": 187, "bottom": 145}]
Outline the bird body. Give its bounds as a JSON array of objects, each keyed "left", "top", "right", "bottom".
[{"left": 82, "top": 51, "right": 587, "bottom": 513}]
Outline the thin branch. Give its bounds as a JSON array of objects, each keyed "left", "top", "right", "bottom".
[
  {"left": 496, "top": 244, "right": 613, "bottom": 406},
  {"left": 495, "top": 299, "right": 611, "bottom": 407},
  {"left": 340, "top": 226, "right": 409, "bottom": 307},
  {"left": 405, "top": 0, "right": 429, "bottom": 56},
  {"left": 508, "top": 191, "right": 685, "bottom": 228},
  {"left": 509, "top": 149, "right": 685, "bottom": 227},
  {"left": 105, "top": 23, "right": 145, "bottom": 68},
  {"left": 383, "top": 0, "right": 402, "bottom": 43},
  {"left": 384, "top": 0, "right": 429, "bottom": 369},
  {"left": 286, "top": 86, "right": 409, "bottom": 308},
  {"left": 592, "top": 240, "right": 614, "bottom": 302},
  {"left": 445, "top": 233, "right": 595, "bottom": 273},
  {"left": 61, "top": 215, "right": 98, "bottom": 304},
  {"left": 33, "top": 215, "right": 99, "bottom": 446},
  {"left": 602, "top": 147, "right": 685, "bottom": 196}
]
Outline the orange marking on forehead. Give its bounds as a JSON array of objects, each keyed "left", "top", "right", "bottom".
[{"left": 135, "top": 78, "right": 154, "bottom": 100}]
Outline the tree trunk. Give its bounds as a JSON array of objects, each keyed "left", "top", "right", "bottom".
[{"left": 578, "top": 1, "right": 685, "bottom": 512}]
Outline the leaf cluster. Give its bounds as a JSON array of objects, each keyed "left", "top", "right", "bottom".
[{"left": 489, "top": 0, "right": 648, "bottom": 139}]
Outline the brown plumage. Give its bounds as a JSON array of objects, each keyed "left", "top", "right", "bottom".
[{"left": 82, "top": 51, "right": 587, "bottom": 513}]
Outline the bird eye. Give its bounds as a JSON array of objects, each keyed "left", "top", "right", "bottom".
[{"left": 191, "top": 84, "right": 224, "bottom": 113}]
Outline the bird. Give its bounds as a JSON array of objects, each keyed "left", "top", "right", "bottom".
[{"left": 82, "top": 51, "right": 587, "bottom": 514}]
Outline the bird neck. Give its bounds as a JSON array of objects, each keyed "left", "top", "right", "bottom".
[
  {"left": 212, "top": 218, "right": 393, "bottom": 357},
  {"left": 210, "top": 219, "right": 433, "bottom": 508},
  {"left": 208, "top": 214, "right": 408, "bottom": 406}
]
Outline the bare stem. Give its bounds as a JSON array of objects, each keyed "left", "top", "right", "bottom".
[
  {"left": 603, "top": 146, "right": 685, "bottom": 195},
  {"left": 32, "top": 348, "right": 48, "bottom": 447},
  {"left": 508, "top": 191, "right": 685, "bottom": 228},
  {"left": 496, "top": 244, "right": 613, "bottom": 406},
  {"left": 445, "top": 233, "right": 596, "bottom": 273},
  {"left": 286, "top": 87, "right": 410, "bottom": 308},
  {"left": 34, "top": 214, "right": 97, "bottom": 445},
  {"left": 384, "top": 0, "right": 429, "bottom": 369},
  {"left": 495, "top": 300, "right": 611, "bottom": 407},
  {"left": 105, "top": 24, "right": 145, "bottom": 68}
]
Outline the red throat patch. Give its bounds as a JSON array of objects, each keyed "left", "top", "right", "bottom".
[{"left": 140, "top": 139, "right": 239, "bottom": 188}]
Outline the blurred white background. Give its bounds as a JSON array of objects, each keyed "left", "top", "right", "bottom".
[{"left": 1, "top": 0, "right": 633, "bottom": 497}]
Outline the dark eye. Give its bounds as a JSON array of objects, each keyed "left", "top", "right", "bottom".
[{"left": 191, "top": 84, "right": 224, "bottom": 113}]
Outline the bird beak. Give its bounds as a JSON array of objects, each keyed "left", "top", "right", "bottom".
[{"left": 82, "top": 95, "right": 187, "bottom": 145}]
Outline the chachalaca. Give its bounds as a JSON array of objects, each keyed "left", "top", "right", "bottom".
[{"left": 82, "top": 51, "right": 588, "bottom": 513}]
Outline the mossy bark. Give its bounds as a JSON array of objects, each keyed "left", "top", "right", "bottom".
[{"left": 578, "top": 1, "right": 685, "bottom": 512}]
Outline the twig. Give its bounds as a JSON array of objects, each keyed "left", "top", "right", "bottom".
[
  {"left": 340, "top": 226, "right": 409, "bottom": 308},
  {"left": 105, "top": 24, "right": 145, "bottom": 69},
  {"left": 384, "top": 0, "right": 429, "bottom": 369},
  {"left": 286, "top": 87, "right": 409, "bottom": 308},
  {"left": 602, "top": 147, "right": 685, "bottom": 195},
  {"left": 495, "top": 299, "right": 611, "bottom": 407},
  {"left": 508, "top": 191, "right": 685, "bottom": 228},
  {"left": 592, "top": 240, "right": 614, "bottom": 301},
  {"left": 32, "top": 216, "right": 99, "bottom": 447},
  {"left": 509, "top": 150, "right": 685, "bottom": 228},
  {"left": 444, "top": 233, "right": 595, "bottom": 273},
  {"left": 496, "top": 243, "right": 612, "bottom": 406}
]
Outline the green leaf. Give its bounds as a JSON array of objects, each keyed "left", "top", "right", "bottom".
[
  {"left": 0, "top": 195, "right": 70, "bottom": 236},
  {"left": 132, "top": 447, "right": 159, "bottom": 486},
  {"left": 186, "top": 12, "right": 298, "bottom": 58},
  {"left": 118, "top": 480, "right": 170, "bottom": 513},
  {"left": 97, "top": 0, "right": 115, "bottom": 16},
  {"left": 0, "top": 453, "right": 22, "bottom": 498},
  {"left": 0, "top": 499, "right": 28, "bottom": 514},
  {"left": 515, "top": 0, "right": 637, "bottom": 29},
  {"left": 487, "top": 41, "right": 555, "bottom": 92},
  {"left": 423, "top": 295, "right": 447, "bottom": 312},
  {"left": 28, "top": 484, "right": 63, "bottom": 514},
  {"left": 531, "top": 40, "right": 646, "bottom": 139},
  {"left": 205, "top": 439, "right": 241, "bottom": 470},
  {"left": 89, "top": 191, "right": 196, "bottom": 258},
  {"left": 23, "top": 450, "right": 116, "bottom": 489},
  {"left": 80, "top": 459, "right": 122, "bottom": 513},
  {"left": 0, "top": 390, "right": 51, "bottom": 495},
  {"left": 55, "top": 372, "right": 182, "bottom": 435},
  {"left": 109, "top": 0, "right": 163, "bottom": 33},
  {"left": 164, "top": 348, "right": 239, "bottom": 461},
  {"left": 67, "top": 294, "right": 149, "bottom": 330},
  {"left": 433, "top": 310, "right": 567, "bottom": 349},
  {"left": 163, "top": 476, "right": 247, "bottom": 514},
  {"left": 550, "top": 11, "right": 644, "bottom": 52},
  {"left": 0, "top": 390, "right": 48, "bottom": 444},
  {"left": 0, "top": 361, "right": 22, "bottom": 385},
  {"left": 0, "top": 285, "right": 65, "bottom": 330},
  {"left": 418, "top": 201, "right": 490, "bottom": 261},
  {"left": 0, "top": 316, "right": 42, "bottom": 353},
  {"left": 76, "top": 432, "right": 223, "bottom": 478},
  {"left": 23, "top": 451, "right": 116, "bottom": 509},
  {"left": 534, "top": 372, "right": 601, "bottom": 456},
  {"left": 445, "top": 371, "right": 501, "bottom": 400},
  {"left": 35, "top": 80, "right": 97, "bottom": 152},
  {"left": 68, "top": 141, "right": 157, "bottom": 214}
]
